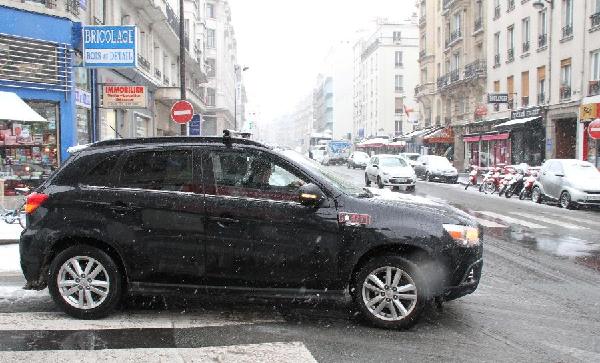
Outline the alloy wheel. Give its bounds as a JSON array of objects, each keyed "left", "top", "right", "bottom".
[
  {"left": 57, "top": 256, "right": 110, "bottom": 310},
  {"left": 560, "top": 192, "right": 572, "bottom": 209},
  {"left": 532, "top": 187, "right": 542, "bottom": 203},
  {"left": 361, "top": 266, "right": 418, "bottom": 321}
]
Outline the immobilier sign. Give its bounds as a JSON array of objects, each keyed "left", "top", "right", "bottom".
[{"left": 102, "top": 85, "right": 147, "bottom": 108}]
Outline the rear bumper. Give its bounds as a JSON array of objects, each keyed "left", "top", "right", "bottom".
[{"left": 19, "top": 229, "right": 48, "bottom": 290}]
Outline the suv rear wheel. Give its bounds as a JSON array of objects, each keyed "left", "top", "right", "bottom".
[
  {"left": 48, "top": 245, "right": 123, "bottom": 319},
  {"left": 353, "top": 255, "right": 426, "bottom": 329}
]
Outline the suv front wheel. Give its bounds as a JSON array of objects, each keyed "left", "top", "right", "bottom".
[
  {"left": 48, "top": 245, "right": 123, "bottom": 319},
  {"left": 353, "top": 255, "right": 426, "bottom": 329}
]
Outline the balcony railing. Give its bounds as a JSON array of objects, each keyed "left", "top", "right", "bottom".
[
  {"left": 437, "top": 74, "right": 449, "bottom": 89},
  {"left": 464, "top": 60, "right": 486, "bottom": 79},
  {"left": 137, "top": 55, "right": 150, "bottom": 72},
  {"left": 443, "top": 0, "right": 455, "bottom": 10},
  {"left": 521, "top": 96, "right": 529, "bottom": 107},
  {"left": 494, "top": 6, "right": 501, "bottom": 19},
  {"left": 560, "top": 86, "right": 571, "bottom": 100},
  {"left": 474, "top": 18, "right": 483, "bottom": 32},
  {"left": 450, "top": 69, "right": 460, "bottom": 83},
  {"left": 445, "top": 29, "right": 462, "bottom": 48},
  {"left": 164, "top": 76, "right": 170, "bottom": 85},
  {"left": 43, "top": 0, "right": 57, "bottom": 9},
  {"left": 165, "top": 2, "right": 181, "bottom": 37},
  {"left": 155, "top": 69, "right": 162, "bottom": 79},
  {"left": 507, "top": 98, "right": 514, "bottom": 109},
  {"left": 537, "top": 93, "right": 546, "bottom": 104},
  {"left": 507, "top": 48, "right": 514, "bottom": 62},
  {"left": 538, "top": 33, "right": 547, "bottom": 48},
  {"left": 562, "top": 24, "right": 573, "bottom": 38},
  {"left": 507, "top": 0, "right": 515, "bottom": 12},
  {"left": 419, "top": 50, "right": 426, "bottom": 60},
  {"left": 589, "top": 81, "right": 599, "bottom": 96},
  {"left": 591, "top": 13, "right": 600, "bottom": 28},
  {"left": 522, "top": 41, "right": 530, "bottom": 53},
  {"left": 419, "top": 16, "right": 426, "bottom": 27},
  {"left": 494, "top": 54, "right": 501, "bottom": 67},
  {"left": 65, "top": 0, "right": 79, "bottom": 16}
]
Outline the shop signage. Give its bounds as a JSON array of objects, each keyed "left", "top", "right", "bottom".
[
  {"left": 487, "top": 93, "right": 508, "bottom": 104},
  {"left": 75, "top": 88, "right": 91, "bottom": 109},
  {"left": 171, "top": 100, "right": 194, "bottom": 124},
  {"left": 102, "top": 85, "right": 147, "bottom": 108},
  {"left": 511, "top": 106, "right": 541, "bottom": 119},
  {"left": 82, "top": 26, "right": 137, "bottom": 68},
  {"left": 589, "top": 119, "right": 600, "bottom": 140},
  {"left": 189, "top": 114, "right": 202, "bottom": 135},
  {"left": 474, "top": 104, "right": 488, "bottom": 117},
  {"left": 580, "top": 103, "right": 599, "bottom": 121}
]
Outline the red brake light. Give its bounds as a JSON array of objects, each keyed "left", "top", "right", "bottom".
[{"left": 25, "top": 193, "right": 49, "bottom": 214}]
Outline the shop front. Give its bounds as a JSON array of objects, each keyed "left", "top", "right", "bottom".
[
  {"left": 580, "top": 95, "right": 600, "bottom": 168},
  {"left": 493, "top": 107, "right": 546, "bottom": 167},
  {"left": 462, "top": 117, "right": 511, "bottom": 168},
  {"left": 0, "top": 6, "right": 81, "bottom": 195},
  {"left": 423, "top": 127, "right": 454, "bottom": 160}
]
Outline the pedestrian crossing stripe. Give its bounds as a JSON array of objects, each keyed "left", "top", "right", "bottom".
[
  {"left": 0, "top": 311, "right": 283, "bottom": 331},
  {"left": 471, "top": 217, "right": 507, "bottom": 228},
  {"left": 0, "top": 343, "right": 318, "bottom": 363},
  {"left": 549, "top": 213, "right": 598, "bottom": 227},
  {"left": 511, "top": 212, "right": 588, "bottom": 230},
  {"left": 473, "top": 211, "right": 546, "bottom": 229}
]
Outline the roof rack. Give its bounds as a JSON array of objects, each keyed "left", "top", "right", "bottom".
[{"left": 90, "top": 134, "right": 267, "bottom": 149}]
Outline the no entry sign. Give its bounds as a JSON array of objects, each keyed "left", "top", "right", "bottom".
[
  {"left": 589, "top": 119, "right": 600, "bottom": 140},
  {"left": 171, "top": 100, "right": 194, "bottom": 124}
]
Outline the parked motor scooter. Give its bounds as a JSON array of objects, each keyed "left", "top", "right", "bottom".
[
  {"left": 505, "top": 171, "right": 525, "bottom": 198},
  {"left": 465, "top": 166, "right": 479, "bottom": 190},
  {"left": 519, "top": 171, "right": 538, "bottom": 200},
  {"left": 482, "top": 167, "right": 502, "bottom": 194},
  {"left": 498, "top": 170, "right": 515, "bottom": 197}
]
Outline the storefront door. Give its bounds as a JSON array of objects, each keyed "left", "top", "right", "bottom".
[{"left": 555, "top": 118, "right": 577, "bottom": 159}]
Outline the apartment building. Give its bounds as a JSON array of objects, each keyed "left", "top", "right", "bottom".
[
  {"left": 353, "top": 18, "right": 420, "bottom": 140},
  {"left": 485, "top": 0, "right": 600, "bottom": 169},
  {"left": 415, "top": 0, "right": 487, "bottom": 169}
]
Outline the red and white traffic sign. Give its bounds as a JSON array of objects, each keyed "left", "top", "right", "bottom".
[
  {"left": 171, "top": 100, "right": 194, "bottom": 124},
  {"left": 589, "top": 119, "right": 600, "bottom": 140}
]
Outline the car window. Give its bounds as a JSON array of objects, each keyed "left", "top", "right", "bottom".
[
  {"left": 79, "top": 153, "right": 120, "bottom": 187},
  {"left": 546, "top": 161, "right": 560, "bottom": 174},
  {"left": 118, "top": 149, "right": 194, "bottom": 192},
  {"left": 207, "top": 150, "right": 308, "bottom": 202},
  {"left": 380, "top": 157, "right": 407, "bottom": 167}
]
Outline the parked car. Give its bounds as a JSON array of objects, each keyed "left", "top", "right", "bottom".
[
  {"left": 413, "top": 155, "right": 459, "bottom": 183},
  {"left": 531, "top": 159, "right": 600, "bottom": 209},
  {"left": 347, "top": 151, "right": 370, "bottom": 169},
  {"left": 20, "top": 134, "right": 482, "bottom": 329},
  {"left": 365, "top": 154, "right": 417, "bottom": 192},
  {"left": 398, "top": 153, "right": 420, "bottom": 168}
]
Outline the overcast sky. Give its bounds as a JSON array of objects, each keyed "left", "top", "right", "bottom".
[{"left": 228, "top": 0, "right": 415, "bottom": 123}]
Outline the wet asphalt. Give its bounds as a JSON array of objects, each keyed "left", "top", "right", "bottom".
[{"left": 1, "top": 165, "right": 599, "bottom": 362}]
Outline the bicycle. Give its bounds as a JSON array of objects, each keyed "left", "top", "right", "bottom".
[{"left": 1, "top": 187, "right": 30, "bottom": 229}]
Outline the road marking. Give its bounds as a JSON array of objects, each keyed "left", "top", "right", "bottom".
[
  {"left": 511, "top": 212, "right": 588, "bottom": 230},
  {"left": 471, "top": 216, "right": 507, "bottom": 228},
  {"left": 0, "top": 311, "right": 282, "bottom": 331},
  {"left": 549, "top": 214, "right": 600, "bottom": 227},
  {"left": 474, "top": 211, "right": 546, "bottom": 229},
  {"left": 0, "top": 343, "right": 318, "bottom": 363}
]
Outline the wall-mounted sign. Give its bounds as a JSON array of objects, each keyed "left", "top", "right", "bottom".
[
  {"left": 189, "top": 114, "right": 202, "bottom": 135},
  {"left": 75, "top": 88, "right": 92, "bottom": 109},
  {"left": 580, "top": 103, "right": 599, "bottom": 121},
  {"left": 474, "top": 104, "right": 488, "bottom": 117},
  {"left": 511, "top": 106, "right": 541, "bottom": 119},
  {"left": 487, "top": 93, "right": 509, "bottom": 104},
  {"left": 102, "top": 85, "right": 147, "bottom": 108},
  {"left": 82, "top": 26, "right": 137, "bottom": 68}
]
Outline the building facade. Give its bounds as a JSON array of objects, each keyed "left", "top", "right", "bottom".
[{"left": 353, "top": 18, "right": 420, "bottom": 141}]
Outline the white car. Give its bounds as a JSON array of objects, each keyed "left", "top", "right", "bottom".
[
  {"left": 347, "top": 151, "right": 370, "bottom": 169},
  {"left": 398, "top": 153, "right": 421, "bottom": 168},
  {"left": 365, "top": 154, "right": 417, "bottom": 192}
]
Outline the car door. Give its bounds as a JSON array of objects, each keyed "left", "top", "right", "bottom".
[
  {"left": 200, "top": 147, "right": 340, "bottom": 290},
  {"left": 110, "top": 147, "right": 206, "bottom": 285},
  {"left": 366, "top": 156, "right": 378, "bottom": 181},
  {"left": 414, "top": 156, "right": 426, "bottom": 177},
  {"left": 543, "top": 161, "right": 564, "bottom": 199}
]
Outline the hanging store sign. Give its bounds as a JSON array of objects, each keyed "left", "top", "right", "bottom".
[
  {"left": 75, "top": 88, "right": 92, "bottom": 109},
  {"left": 580, "top": 103, "right": 599, "bottom": 121},
  {"left": 82, "top": 26, "right": 137, "bottom": 68},
  {"left": 511, "top": 106, "right": 541, "bottom": 119},
  {"left": 101, "top": 85, "right": 147, "bottom": 108},
  {"left": 487, "top": 93, "right": 509, "bottom": 104}
]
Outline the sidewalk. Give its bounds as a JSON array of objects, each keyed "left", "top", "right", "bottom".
[{"left": 0, "top": 220, "right": 21, "bottom": 245}]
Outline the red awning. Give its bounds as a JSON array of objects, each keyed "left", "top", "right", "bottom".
[
  {"left": 424, "top": 127, "right": 454, "bottom": 144},
  {"left": 463, "top": 135, "right": 481, "bottom": 142},
  {"left": 481, "top": 133, "right": 510, "bottom": 141}
]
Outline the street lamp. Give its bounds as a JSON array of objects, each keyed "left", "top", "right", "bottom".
[{"left": 233, "top": 65, "right": 250, "bottom": 130}]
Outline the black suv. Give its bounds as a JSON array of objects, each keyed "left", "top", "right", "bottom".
[{"left": 20, "top": 135, "right": 482, "bottom": 329}]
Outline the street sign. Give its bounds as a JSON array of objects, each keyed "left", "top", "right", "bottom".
[
  {"left": 82, "top": 26, "right": 137, "bottom": 68},
  {"left": 589, "top": 119, "right": 600, "bottom": 140},
  {"left": 189, "top": 114, "right": 202, "bottom": 135},
  {"left": 487, "top": 93, "right": 509, "bottom": 104},
  {"left": 171, "top": 100, "right": 194, "bottom": 124}
]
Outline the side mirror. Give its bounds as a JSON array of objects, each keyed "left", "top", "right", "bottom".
[
  {"left": 373, "top": 164, "right": 378, "bottom": 168},
  {"left": 422, "top": 162, "right": 427, "bottom": 165},
  {"left": 555, "top": 173, "right": 564, "bottom": 177},
  {"left": 298, "top": 183, "right": 325, "bottom": 207}
]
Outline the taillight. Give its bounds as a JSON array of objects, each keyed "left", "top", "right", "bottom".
[{"left": 25, "top": 193, "right": 49, "bottom": 214}]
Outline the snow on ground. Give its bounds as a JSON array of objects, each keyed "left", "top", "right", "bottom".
[
  {"left": 0, "top": 220, "right": 22, "bottom": 241},
  {"left": 0, "top": 244, "right": 20, "bottom": 273}
]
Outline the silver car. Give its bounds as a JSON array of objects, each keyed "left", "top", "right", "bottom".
[
  {"left": 532, "top": 159, "right": 600, "bottom": 209},
  {"left": 365, "top": 154, "right": 417, "bottom": 191}
]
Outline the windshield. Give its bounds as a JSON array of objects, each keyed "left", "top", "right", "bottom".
[
  {"left": 281, "top": 150, "right": 367, "bottom": 196},
  {"left": 429, "top": 157, "right": 452, "bottom": 167},
  {"left": 354, "top": 152, "right": 369, "bottom": 160},
  {"left": 380, "top": 157, "right": 407, "bottom": 167},
  {"left": 404, "top": 154, "right": 420, "bottom": 161},
  {"left": 564, "top": 162, "right": 600, "bottom": 178}
]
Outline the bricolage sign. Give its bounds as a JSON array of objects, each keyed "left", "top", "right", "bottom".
[{"left": 82, "top": 26, "right": 137, "bottom": 68}]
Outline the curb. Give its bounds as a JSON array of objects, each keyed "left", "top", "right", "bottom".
[{"left": 0, "top": 239, "right": 19, "bottom": 246}]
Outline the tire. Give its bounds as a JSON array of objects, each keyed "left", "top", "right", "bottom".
[
  {"left": 483, "top": 181, "right": 496, "bottom": 194},
  {"left": 505, "top": 189, "right": 513, "bottom": 198},
  {"left": 407, "top": 185, "right": 415, "bottom": 192},
  {"left": 352, "top": 255, "right": 427, "bottom": 330},
  {"left": 519, "top": 190, "right": 526, "bottom": 200},
  {"left": 48, "top": 245, "right": 123, "bottom": 319},
  {"left": 425, "top": 172, "right": 432, "bottom": 182},
  {"left": 365, "top": 174, "right": 371, "bottom": 187},
  {"left": 377, "top": 176, "right": 384, "bottom": 189},
  {"left": 347, "top": 163, "right": 351, "bottom": 169},
  {"left": 531, "top": 187, "right": 543, "bottom": 204},
  {"left": 560, "top": 191, "right": 573, "bottom": 209}
]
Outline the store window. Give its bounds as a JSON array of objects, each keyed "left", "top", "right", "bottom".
[
  {"left": 99, "top": 109, "right": 117, "bottom": 140},
  {"left": 135, "top": 114, "right": 150, "bottom": 138}
]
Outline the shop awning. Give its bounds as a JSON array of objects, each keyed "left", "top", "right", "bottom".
[
  {"left": 387, "top": 140, "right": 406, "bottom": 147},
  {"left": 400, "top": 127, "right": 435, "bottom": 140},
  {"left": 481, "top": 133, "right": 510, "bottom": 141},
  {"left": 424, "top": 127, "right": 454, "bottom": 143},
  {"left": 463, "top": 135, "right": 481, "bottom": 142},
  {"left": 356, "top": 137, "right": 389, "bottom": 148},
  {"left": 0, "top": 91, "right": 47, "bottom": 122},
  {"left": 494, "top": 116, "right": 541, "bottom": 129},
  {"left": 582, "top": 95, "right": 600, "bottom": 105}
]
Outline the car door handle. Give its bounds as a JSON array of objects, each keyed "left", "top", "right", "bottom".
[
  {"left": 109, "top": 202, "right": 136, "bottom": 213},
  {"left": 210, "top": 216, "right": 240, "bottom": 224}
]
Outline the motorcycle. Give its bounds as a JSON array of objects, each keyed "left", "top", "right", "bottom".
[
  {"left": 481, "top": 167, "right": 502, "bottom": 194},
  {"left": 519, "top": 171, "right": 538, "bottom": 200},
  {"left": 465, "top": 166, "right": 479, "bottom": 190},
  {"left": 504, "top": 172, "right": 525, "bottom": 198}
]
